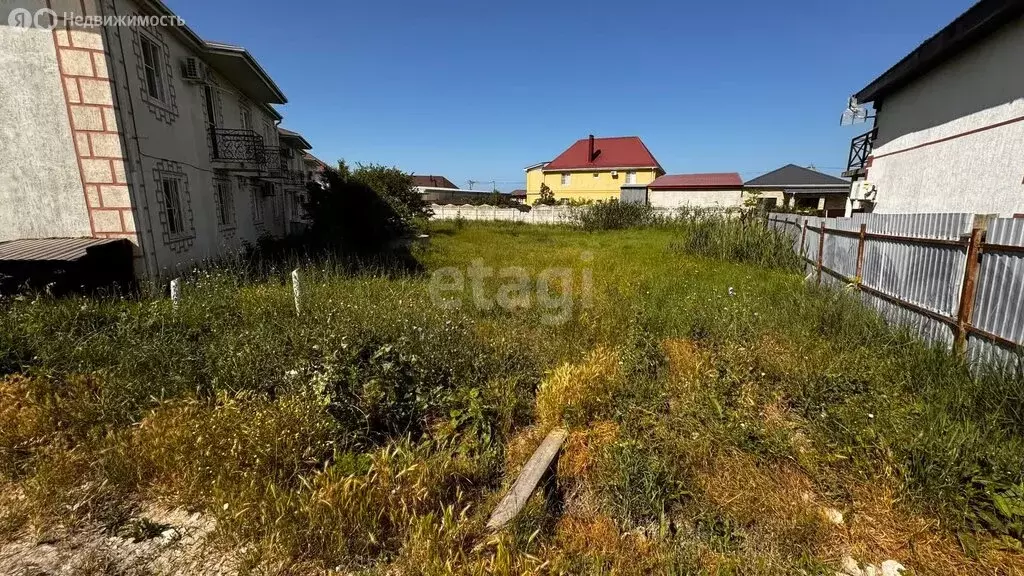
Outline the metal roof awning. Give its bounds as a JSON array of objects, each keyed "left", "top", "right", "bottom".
[
  {"left": 0, "top": 238, "right": 129, "bottom": 262},
  {"left": 785, "top": 187, "right": 851, "bottom": 196}
]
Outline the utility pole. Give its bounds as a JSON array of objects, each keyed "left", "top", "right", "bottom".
[{"left": 468, "top": 180, "right": 476, "bottom": 190}]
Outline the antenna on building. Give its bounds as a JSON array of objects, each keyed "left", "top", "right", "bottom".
[
  {"left": 840, "top": 96, "right": 874, "bottom": 126},
  {"left": 468, "top": 180, "right": 476, "bottom": 190}
]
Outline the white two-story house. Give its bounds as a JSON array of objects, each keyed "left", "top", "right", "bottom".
[
  {"left": 0, "top": 0, "right": 315, "bottom": 279},
  {"left": 842, "top": 0, "right": 1024, "bottom": 217}
]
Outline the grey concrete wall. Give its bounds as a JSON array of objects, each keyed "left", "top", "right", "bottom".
[
  {"left": 0, "top": 25, "right": 91, "bottom": 241},
  {"left": 869, "top": 15, "right": 1024, "bottom": 216}
]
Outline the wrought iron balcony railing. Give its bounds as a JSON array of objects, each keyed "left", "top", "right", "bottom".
[
  {"left": 210, "top": 128, "right": 267, "bottom": 166},
  {"left": 845, "top": 128, "right": 877, "bottom": 175}
]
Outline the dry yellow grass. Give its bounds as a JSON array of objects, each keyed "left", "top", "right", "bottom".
[
  {"left": 694, "top": 449, "right": 833, "bottom": 558},
  {"left": 840, "top": 482, "right": 1024, "bottom": 576},
  {"left": 546, "top": 513, "right": 668, "bottom": 575},
  {"left": 535, "top": 347, "right": 623, "bottom": 428}
]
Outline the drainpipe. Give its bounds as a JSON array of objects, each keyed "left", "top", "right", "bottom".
[{"left": 101, "top": 0, "right": 159, "bottom": 281}]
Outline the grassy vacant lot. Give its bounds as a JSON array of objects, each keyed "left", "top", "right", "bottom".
[{"left": 1, "top": 220, "right": 1023, "bottom": 574}]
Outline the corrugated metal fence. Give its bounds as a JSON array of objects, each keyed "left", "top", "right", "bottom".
[{"left": 768, "top": 212, "right": 1023, "bottom": 367}]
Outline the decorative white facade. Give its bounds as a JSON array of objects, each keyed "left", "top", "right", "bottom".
[{"left": 0, "top": 0, "right": 319, "bottom": 279}]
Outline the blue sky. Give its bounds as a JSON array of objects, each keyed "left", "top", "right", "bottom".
[{"left": 168, "top": 0, "right": 972, "bottom": 191}]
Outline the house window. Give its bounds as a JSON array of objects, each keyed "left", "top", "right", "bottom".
[
  {"left": 251, "top": 186, "right": 264, "bottom": 222},
  {"left": 561, "top": 173, "right": 570, "bottom": 186},
  {"left": 240, "top": 107, "right": 252, "bottom": 131},
  {"left": 140, "top": 35, "right": 165, "bottom": 101},
  {"left": 216, "top": 181, "right": 233, "bottom": 227},
  {"left": 625, "top": 171, "right": 637, "bottom": 184},
  {"left": 162, "top": 178, "right": 184, "bottom": 235}
]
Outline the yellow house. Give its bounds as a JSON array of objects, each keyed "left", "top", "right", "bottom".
[{"left": 524, "top": 136, "right": 664, "bottom": 205}]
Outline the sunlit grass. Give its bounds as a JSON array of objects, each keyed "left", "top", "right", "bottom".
[{"left": 0, "top": 220, "right": 1021, "bottom": 574}]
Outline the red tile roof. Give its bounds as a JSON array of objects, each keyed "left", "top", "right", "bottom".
[
  {"left": 411, "top": 175, "right": 458, "bottom": 189},
  {"left": 509, "top": 189, "right": 527, "bottom": 197},
  {"left": 648, "top": 173, "right": 743, "bottom": 190},
  {"left": 544, "top": 136, "right": 663, "bottom": 172}
]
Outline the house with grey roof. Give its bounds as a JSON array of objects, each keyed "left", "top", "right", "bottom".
[
  {"left": 745, "top": 164, "right": 851, "bottom": 217},
  {"left": 842, "top": 0, "right": 1024, "bottom": 217}
]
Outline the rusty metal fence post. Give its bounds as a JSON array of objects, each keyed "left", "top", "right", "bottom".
[
  {"left": 855, "top": 224, "right": 867, "bottom": 286},
  {"left": 816, "top": 222, "right": 826, "bottom": 286},
  {"left": 955, "top": 228, "right": 985, "bottom": 355}
]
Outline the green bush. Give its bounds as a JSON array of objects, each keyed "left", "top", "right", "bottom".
[
  {"left": 574, "top": 200, "right": 660, "bottom": 231},
  {"left": 668, "top": 208, "right": 802, "bottom": 270}
]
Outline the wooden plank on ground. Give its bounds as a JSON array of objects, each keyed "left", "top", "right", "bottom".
[{"left": 486, "top": 427, "right": 568, "bottom": 531}]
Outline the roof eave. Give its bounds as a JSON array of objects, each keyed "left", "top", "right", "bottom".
[
  {"left": 648, "top": 186, "right": 741, "bottom": 191},
  {"left": 542, "top": 165, "right": 660, "bottom": 173},
  {"left": 137, "top": 1, "right": 287, "bottom": 105},
  {"left": 205, "top": 43, "right": 288, "bottom": 105},
  {"left": 854, "top": 0, "right": 1024, "bottom": 103}
]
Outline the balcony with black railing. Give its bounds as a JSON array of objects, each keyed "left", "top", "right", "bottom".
[
  {"left": 843, "top": 128, "right": 877, "bottom": 178},
  {"left": 210, "top": 128, "right": 267, "bottom": 169}
]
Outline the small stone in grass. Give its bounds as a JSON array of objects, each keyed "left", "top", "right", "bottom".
[
  {"left": 823, "top": 507, "right": 844, "bottom": 525},
  {"left": 881, "top": 560, "right": 905, "bottom": 576}
]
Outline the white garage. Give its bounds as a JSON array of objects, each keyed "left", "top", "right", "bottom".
[{"left": 646, "top": 173, "right": 745, "bottom": 209}]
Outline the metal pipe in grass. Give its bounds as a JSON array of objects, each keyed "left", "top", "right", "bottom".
[
  {"left": 170, "top": 278, "right": 181, "bottom": 310},
  {"left": 292, "top": 269, "right": 302, "bottom": 316}
]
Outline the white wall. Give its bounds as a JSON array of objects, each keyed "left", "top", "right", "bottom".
[
  {"left": 868, "top": 14, "right": 1024, "bottom": 216},
  {"left": 648, "top": 189, "right": 744, "bottom": 209},
  {"left": 0, "top": 25, "right": 92, "bottom": 241}
]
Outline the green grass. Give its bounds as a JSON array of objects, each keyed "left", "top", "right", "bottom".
[{"left": 0, "top": 220, "right": 1022, "bottom": 574}]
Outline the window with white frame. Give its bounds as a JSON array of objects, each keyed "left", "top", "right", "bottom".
[
  {"left": 162, "top": 178, "right": 185, "bottom": 235},
  {"left": 561, "top": 173, "right": 570, "bottom": 186},
  {"left": 625, "top": 171, "right": 637, "bottom": 184},
  {"left": 139, "top": 34, "right": 165, "bottom": 102},
  {"left": 216, "top": 181, "right": 233, "bottom": 227}
]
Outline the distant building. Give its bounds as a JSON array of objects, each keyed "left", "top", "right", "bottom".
[
  {"left": 412, "top": 175, "right": 493, "bottom": 205},
  {"left": 842, "top": 0, "right": 1024, "bottom": 216},
  {"left": 647, "top": 173, "right": 745, "bottom": 209},
  {"left": 411, "top": 175, "right": 458, "bottom": 190},
  {"left": 509, "top": 189, "right": 528, "bottom": 204},
  {"left": 523, "top": 135, "right": 665, "bottom": 205},
  {"left": 745, "top": 164, "right": 850, "bottom": 217}
]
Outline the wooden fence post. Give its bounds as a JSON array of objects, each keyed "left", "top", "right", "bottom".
[
  {"left": 955, "top": 228, "right": 985, "bottom": 355},
  {"left": 855, "top": 224, "right": 867, "bottom": 286},
  {"left": 816, "top": 222, "right": 826, "bottom": 286},
  {"left": 170, "top": 278, "right": 181, "bottom": 309},
  {"left": 291, "top": 269, "right": 302, "bottom": 316}
]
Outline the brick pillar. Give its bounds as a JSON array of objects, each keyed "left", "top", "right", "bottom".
[{"left": 50, "top": 2, "right": 137, "bottom": 245}]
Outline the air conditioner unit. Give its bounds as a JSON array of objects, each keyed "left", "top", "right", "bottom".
[
  {"left": 611, "top": 170, "right": 618, "bottom": 177},
  {"left": 850, "top": 180, "right": 877, "bottom": 202},
  {"left": 181, "top": 57, "right": 208, "bottom": 82}
]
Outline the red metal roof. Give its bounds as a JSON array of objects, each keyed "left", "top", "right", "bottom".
[
  {"left": 544, "top": 136, "right": 663, "bottom": 172},
  {"left": 648, "top": 173, "right": 743, "bottom": 190}
]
